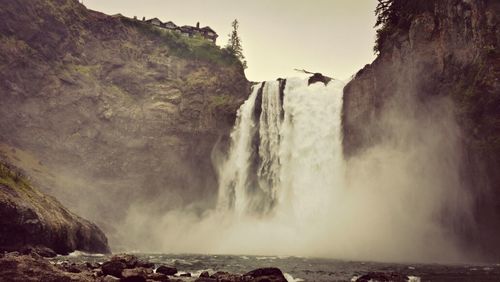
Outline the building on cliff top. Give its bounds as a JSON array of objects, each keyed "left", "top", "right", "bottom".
[
  {"left": 141, "top": 17, "right": 218, "bottom": 44},
  {"left": 145, "top": 17, "right": 163, "bottom": 27},
  {"left": 164, "top": 21, "right": 177, "bottom": 30}
]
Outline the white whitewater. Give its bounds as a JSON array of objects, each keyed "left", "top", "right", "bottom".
[
  {"left": 217, "top": 77, "right": 345, "bottom": 222},
  {"left": 141, "top": 76, "right": 468, "bottom": 263},
  {"left": 217, "top": 86, "right": 260, "bottom": 215}
]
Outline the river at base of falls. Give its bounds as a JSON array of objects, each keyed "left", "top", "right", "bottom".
[{"left": 56, "top": 252, "right": 500, "bottom": 282}]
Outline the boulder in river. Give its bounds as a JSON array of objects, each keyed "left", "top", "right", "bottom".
[
  {"left": 199, "top": 271, "right": 210, "bottom": 278},
  {"left": 101, "top": 260, "right": 127, "bottom": 278},
  {"left": 355, "top": 271, "right": 408, "bottom": 282},
  {"left": 110, "top": 254, "right": 139, "bottom": 268},
  {"left": 244, "top": 267, "right": 288, "bottom": 282},
  {"left": 156, "top": 265, "right": 178, "bottom": 276},
  {"left": 210, "top": 271, "right": 242, "bottom": 281},
  {"left": 147, "top": 272, "right": 170, "bottom": 281}
]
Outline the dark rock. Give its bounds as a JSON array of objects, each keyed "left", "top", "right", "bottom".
[
  {"left": 179, "top": 272, "right": 191, "bottom": 277},
  {"left": 66, "top": 264, "right": 83, "bottom": 273},
  {"left": 19, "top": 245, "right": 57, "bottom": 258},
  {"left": 156, "top": 265, "right": 177, "bottom": 276},
  {"left": 0, "top": 162, "right": 110, "bottom": 255},
  {"left": 195, "top": 278, "right": 217, "bottom": 282},
  {"left": 121, "top": 276, "right": 147, "bottom": 282},
  {"left": 147, "top": 272, "right": 170, "bottom": 281},
  {"left": 199, "top": 271, "right": 210, "bottom": 278},
  {"left": 356, "top": 272, "right": 408, "bottom": 282},
  {"left": 244, "top": 267, "right": 287, "bottom": 282},
  {"left": 308, "top": 73, "right": 332, "bottom": 86},
  {"left": 111, "top": 254, "right": 139, "bottom": 268},
  {"left": 102, "top": 260, "right": 127, "bottom": 278},
  {"left": 61, "top": 262, "right": 93, "bottom": 274},
  {"left": 210, "top": 271, "right": 242, "bottom": 281},
  {"left": 0, "top": 252, "right": 94, "bottom": 281}
]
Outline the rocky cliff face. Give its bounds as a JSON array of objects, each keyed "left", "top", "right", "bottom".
[
  {"left": 0, "top": 159, "right": 110, "bottom": 254},
  {"left": 0, "top": 0, "right": 250, "bottom": 249},
  {"left": 343, "top": 0, "right": 499, "bottom": 259}
]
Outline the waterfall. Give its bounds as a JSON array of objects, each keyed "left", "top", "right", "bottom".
[
  {"left": 216, "top": 85, "right": 260, "bottom": 215},
  {"left": 148, "top": 76, "right": 467, "bottom": 262},
  {"left": 217, "top": 77, "right": 345, "bottom": 220}
]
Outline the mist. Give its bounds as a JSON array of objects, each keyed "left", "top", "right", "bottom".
[{"left": 113, "top": 76, "right": 474, "bottom": 264}]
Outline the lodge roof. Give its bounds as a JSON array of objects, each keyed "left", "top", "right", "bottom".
[{"left": 135, "top": 17, "right": 219, "bottom": 42}]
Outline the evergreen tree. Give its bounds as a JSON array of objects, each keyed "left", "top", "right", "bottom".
[{"left": 226, "top": 19, "right": 247, "bottom": 69}]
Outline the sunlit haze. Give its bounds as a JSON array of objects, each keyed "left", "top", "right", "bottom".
[{"left": 83, "top": 0, "right": 377, "bottom": 81}]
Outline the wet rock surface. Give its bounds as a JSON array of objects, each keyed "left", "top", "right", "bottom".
[
  {"left": 156, "top": 265, "right": 178, "bottom": 276},
  {"left": 3, "top": 252, "right": 500, "bottom": 281},
  {"left": 101, "top": 260, "right": 127, "bottom": 277},
  {"left": 0, "top": 161, "right": 110, "bottom": 255},
  {"left": 307, "top": 73, "right": 332, "bottom": 86},
  {"left": 0, "top": 253, "right": 296, "bottom": 282},
  {"left": 0, "top": 252, "right": 95, "bottom": 282},
  {"left": 355, "top": 271, "right": 408, "bottom": 282}
]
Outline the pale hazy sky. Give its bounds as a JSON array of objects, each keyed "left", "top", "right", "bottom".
[{"left": 83, "top": 0, "right": 377, "bottom": 81}]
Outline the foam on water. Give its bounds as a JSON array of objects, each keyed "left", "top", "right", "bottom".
[{"left": 217, "top": 77, "right": 345, "bottom": 223}]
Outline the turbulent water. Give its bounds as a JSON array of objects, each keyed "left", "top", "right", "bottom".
[
  {"left": 57, "top": 253, "right": 500, "bottom": 282},
  {"left": 217, "top": 77, "right": 344, "bottom": 221}
]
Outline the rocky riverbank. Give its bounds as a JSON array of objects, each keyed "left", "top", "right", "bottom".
[
  {"left": 0, "top": 251, "right": 423, "bottom": 282},
  {"left": 0, "top": 252, "right": 291, "bottom": 282}
]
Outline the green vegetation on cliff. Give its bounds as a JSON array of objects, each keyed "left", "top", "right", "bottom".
[
  {"left": 121, "top": 17, "right": 242, "bottom": 68},
  {"left": 0, "top": 162, "right": 35, "bottom": 200},
  {"left": 374, "top": 0, "right": 437, "bottom": 54}
]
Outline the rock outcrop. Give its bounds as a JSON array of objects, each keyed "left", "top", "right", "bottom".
[
  {"left": 0, "top": 160, "right": 110, "bottom": 255},
  {"left": 0, "top": 252, "right": 96, "bottom": 282},
  {"left": 355, "top": 272, "right": 408, "bottom": 282},
  {"left": 308, "top": 73, "right": 332, "bottom": 86},
  {"left": 0, "top": 0, "right": 250, "bottom": 248},
  {"left": 244, "top": 267, "right": 287, "bottom": 282},
  {"left": 342, "top": 0, "right": 499, "bottom": 259},
  {"left": 0, "top": 252, "right": 290, "bottom": 282}
]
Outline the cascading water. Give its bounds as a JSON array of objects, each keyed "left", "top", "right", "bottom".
[
  {"left": 142, "top": 75, "right": 467, "bottom": 262},
  {"left": 217, "top": 77, "right": 345, "bottom": 222},
  {"left": 208, "top": 75, "right": 467, "bottom": 261}
]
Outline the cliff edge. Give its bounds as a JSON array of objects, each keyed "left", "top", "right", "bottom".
[
  {"left": 0, "top": 158, "right": 110, "bottom": 255},
  {"left": 0, "top": 0, "right": 250, "bottom": 249},
  {"left": 342, "top": 0, "right": 499, "bottom": 260}
]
